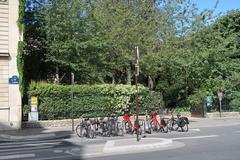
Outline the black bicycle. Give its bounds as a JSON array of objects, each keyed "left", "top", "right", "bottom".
[
  {"left": 76, "top": 115, "right": 95, "bottom": 138},
  {"left": 167, "top": 112, "right": 189, "bottom": 132}
]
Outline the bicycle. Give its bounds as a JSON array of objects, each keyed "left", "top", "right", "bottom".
[
  {"left": 106, "top": 114, "right": 124, "bottom": 136},
  {"left": 167, "top": 111, "right": 189, "bottom": 132},
  {"left": 122, "top": 111, "right": 143, "bottom": 135},
  {"left": 149, "top": 110, "right": 168, "bottom": 133},
  {"left": 76, "top": 115, "right": 95, "bottom": 138}
]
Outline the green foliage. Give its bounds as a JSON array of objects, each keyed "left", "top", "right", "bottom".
[
  {"left": 17, "top": 41, "right": 25, "bottom": 96},
  {"left": 175, "top": 106, "right": 191, "bottom": 113},
  {"left": 23, "top": 1, "right": 240, "bottom": 113},
  {"left": 23, "top": 104, "right": 30, "bottom": 118},
  {"left": 17, "top": 0, "right": 25, "bottom": 34},
  {"left": 229, "top": 92, "right": 240, "bottom": 112},
  {"left": 187, "top": 90, "right": 206, "bottom": 109},
  {"left": 17, "top": 0, "right": 26, "bottom": 98},
  {"left": 28, "top": 82, "right": 160, "bottom": 119}
]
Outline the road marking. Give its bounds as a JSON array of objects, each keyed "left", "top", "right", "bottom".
[
  {"left": 0, "top": 145, "right": 54, "bottom": 153},
  {"left": 234, "top": 131, "right": 240, "bottom": 133},
  {"left": 0, "top": 139, "right": 62, "bottom": 146},
  {"left": 54, "top": 149, "right": 63, "bottom": 153},
  {"left": 189, "top": 128, "right": 200, "bottom": 132},
  {"left": 0, "top": 153, "right": 35, "bottom": 159},
  {"left": 34, "top": 155, "right": 73, "bottom": 160},
  {"left": 172, "top": 135, "right": 218, "bottom": 140},
  {"left": 0, "top": 142, "right": 60, "bottom": 149}
]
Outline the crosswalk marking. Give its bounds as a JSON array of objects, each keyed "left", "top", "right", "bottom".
[
  {"left": 0, "top": 138, "right": 79, "bottom": 160},
  {"left": 0, "top": 153, "right": 35, "bottom": 160},
  {"left": 0, "top": 139, "right": 62, "bottom": 146},
  {"left": 0, "top": 139, "right": 65, "bottom": 157},
  {"left": 0, "top": 145, "right": 54, "bottom": 153},
  {"left": 0, "top": 142, "right": 60, "bottom": 149}
]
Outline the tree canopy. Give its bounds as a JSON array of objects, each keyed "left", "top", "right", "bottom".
[{"left": 23, "top": 0, "right": 240, "bottom": 110}]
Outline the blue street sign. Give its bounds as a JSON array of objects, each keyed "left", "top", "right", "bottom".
[{"left": 9, "top": 75, "right": 19, "bottom": 84}]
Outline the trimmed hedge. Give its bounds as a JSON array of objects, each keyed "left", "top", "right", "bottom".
[{"left": 27, "top": 82, "right": 160, "bottom": 119}]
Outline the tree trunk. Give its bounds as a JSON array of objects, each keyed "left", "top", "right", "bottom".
[
  {"left": 148, "top": 76, "right": 154, "bottom": 90},
  {"left": 112, "top": 73, "right": 116, "bottom": 84}
]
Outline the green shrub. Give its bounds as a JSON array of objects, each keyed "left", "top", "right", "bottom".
[
  {"left": 187, "top": 90, "right": 206, "bottom": 111},
  {"left": 28, "top": 82, "right": 160, "bottom": 119},
  {"left": 175, "top": 106, "right": 191, "bottom": 113},
  {"left": 229, "top": 92, "right": 240, "bottom": 112}
]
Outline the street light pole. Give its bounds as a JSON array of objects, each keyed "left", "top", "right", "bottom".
[
  {"left": 71, "top": 72, "right": 75, "bottom": 131},
  {"left": 135, "top": 46, "right": 140, "bottom": 141}
]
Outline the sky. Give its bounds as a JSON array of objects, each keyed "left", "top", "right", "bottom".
[{"left": 193, "top": 0, "right": 240, "bottom": 15}]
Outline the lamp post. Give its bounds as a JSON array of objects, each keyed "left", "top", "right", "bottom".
[
  {"left": 71, "top": 72, "right": 75, "bottom": 131},
  {"left": 217, "top": 89, "right": 224, "bottom": 118},
  {"left": 134, "top": 46, "right": 140, "bottom": 141}
]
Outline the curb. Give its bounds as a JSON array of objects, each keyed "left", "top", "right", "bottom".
[{"left": 103, "top": 138, "right": 172, "bottom": 153}]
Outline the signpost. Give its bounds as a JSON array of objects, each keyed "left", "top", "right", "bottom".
[
  {"left": 134, "top": 46, "right": 140, "bottom": 141},
  {"left": 217, "top": 89, "right": 224, "bottom": 118},
  {"left": 28, "top": 96, "right": 38, "bottom": 122}
]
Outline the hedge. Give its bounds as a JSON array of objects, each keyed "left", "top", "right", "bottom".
[{"left": 27, "top": 82, "right": 160, "bottom": 119}]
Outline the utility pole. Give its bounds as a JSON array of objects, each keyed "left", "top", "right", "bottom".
[
  {"left": 135, "top": 47, "right": 140, "bottom": 141},
  {"left": 71, "top": 72, "right": 75, "bottom": 131}
]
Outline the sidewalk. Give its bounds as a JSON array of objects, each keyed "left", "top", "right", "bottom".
[
  {"left": 65, "top": 137, "right": 184, "bottom": 158},
  {"left": 0, "top": 117, "right": 240, "bottom": 142}
]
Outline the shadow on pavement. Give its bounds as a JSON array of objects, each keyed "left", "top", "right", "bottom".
[{"left": 0, "top": 122, "right": 74, "bottom": 142}]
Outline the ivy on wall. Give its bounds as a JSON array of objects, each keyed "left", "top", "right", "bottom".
[
  {"left": 17, "top": 41, "right": 24, "bottom": 96},
  {"left": 17, "top": 0, "right": 26, "bottom": 97},
  {"left": 17, "top": 0, "right": 25, "bottom": 34}
]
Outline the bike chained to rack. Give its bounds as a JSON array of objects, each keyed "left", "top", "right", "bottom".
[{"left": 75, "top": 111, "right": 189, "bottom": 139}]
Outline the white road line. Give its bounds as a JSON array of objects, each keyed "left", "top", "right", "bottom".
[
  {"left": 189, "top": 129, "right": 200, "bottom": 132},
  {"left": 172, "top": 135, "right": 218, "bottom": 140},
  {"left": 0, "top": 153, "right": 35, "bottom": 160},
  {"left": 0, "top": 142, "right": 60, "bottom": 149},
  {"left": 35, "top": 155, "right": 74, "bottom": 160},
  {"left": 0, "top": 139, "right": 61, "bottom": 146},
  {"left": 0, "top": 145, "right": 54, "bottom": 153},
  {"left": 234, "top": 131, "right": 240, "bottom": 133}
]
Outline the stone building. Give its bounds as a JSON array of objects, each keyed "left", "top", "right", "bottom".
[{"left": 0, "top": 0, "right": 21, "bottom": 130}]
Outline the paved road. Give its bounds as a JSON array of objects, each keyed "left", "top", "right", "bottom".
[
  {"left": 0, "top": 139, "right": 82, "bottom": 160},
  {"left": 85, "top": 122, "right": 240, "bottom": 160},
  {"left": 1, "top": 119, "right": 240, "bottom": 160}
]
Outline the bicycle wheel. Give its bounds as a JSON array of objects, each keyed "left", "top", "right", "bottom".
[
  {"left": 167, "top": 119, "right": 178, "bottom": 131},
  {"left": 87, "top": 126, "right": 95, "bottom": 139},
  {"left": 150, "top": 120, "right": 158, "bottom": 132},
  {"left": 172, "top": 119, "right": 179, "bottom": 131},
  {"left": 117, "top": 122, "right": 124, "bottom": 136},
  {"left": 76, "top": 124, "right": 85, "bottom": 138},
  {"left": 179, "top": 118, "right": 188, "bottom": 132},
  {"left": 161, "top": 119, "right": 168, "bottom": 133},
  {"left": 122, "top": 121, "right": 132, "bottom": 134}
]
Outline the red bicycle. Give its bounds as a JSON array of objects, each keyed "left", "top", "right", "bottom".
[
  {"left": 122, "top": 112, "right": 142, "bottom": 135},
  {"left": 149, "top": 110, "right": 168, "bottom": 133}
]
